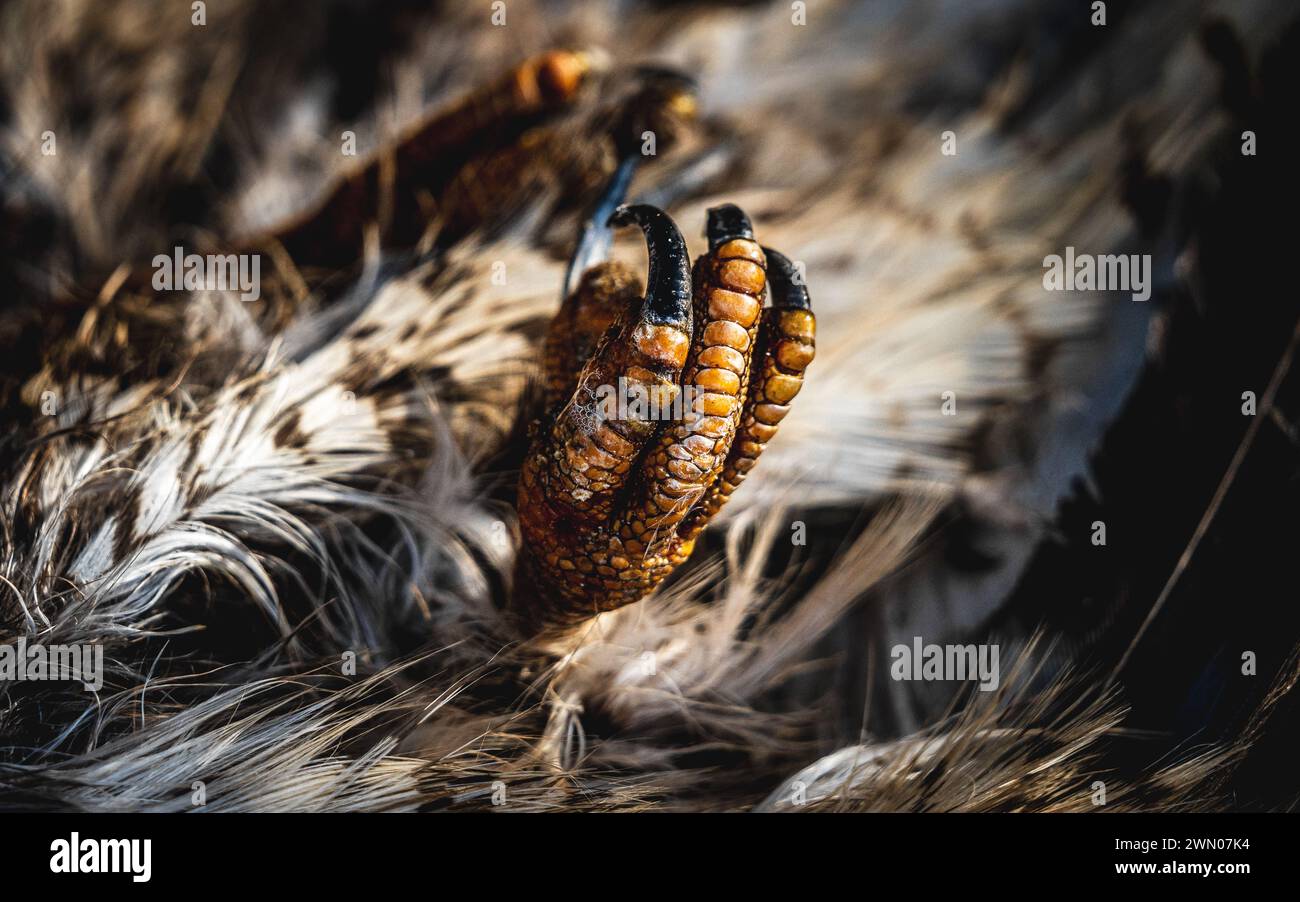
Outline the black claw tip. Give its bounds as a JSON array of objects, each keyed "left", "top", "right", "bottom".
[
  {"left": 706, "top": 204, "right": 755, "bottom": 251},
  {"left": 762, "top": 247, "right": 812, "bottom": 310},
  {"left": 609, "top": 204, "right": 693, "bottom": 327},
  {"left": 606, "top": 204, "right": 636, "bottom": 229}
]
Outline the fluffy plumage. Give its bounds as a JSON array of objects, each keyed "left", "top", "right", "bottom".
[{"left": 1, "top": 0, "right": 1295, "bottom": 811}]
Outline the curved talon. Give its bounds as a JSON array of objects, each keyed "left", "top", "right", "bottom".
[
  {"left": 607, "top": 204, "right": 693, "bottom": 327},
  {"left": 562, "top": 156, "right": 639, "bottom": 300},
  {"left": 705, "top": 202, "right": 757, "bottom": 249},
  {"left": 680, "top": 245, "right": 815, "bottom": 539},
  {"left": 514, "top": 204, "right": 815, "bottom": 634},
  {"left": 762, "top": 246, "right": 812, "bottom": 310},
  {"left": 520, "top": 204, "right": 691, "bottom": 529},
  {"left": 634, "top": 204, "right": 767, "bottom": 534}
]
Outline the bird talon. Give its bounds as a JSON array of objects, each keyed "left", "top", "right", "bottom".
[{"left": 514, "top": 203, "right": 815, "bottom": 634}]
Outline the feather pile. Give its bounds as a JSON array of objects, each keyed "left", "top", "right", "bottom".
[{"left": 0, "top": 0, "right": 1296, "bottom": 811}]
